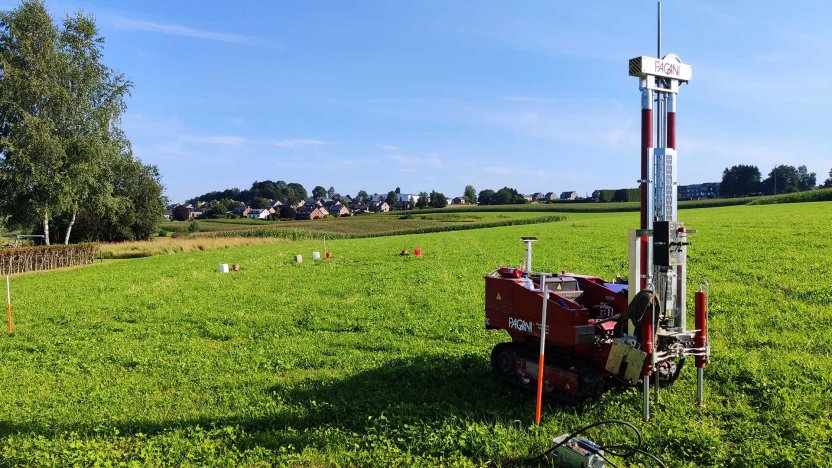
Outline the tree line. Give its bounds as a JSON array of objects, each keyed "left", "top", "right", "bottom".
[
  {"left": 0, "top": 1, "right": 165, "bottom": 244},
  {"left": 477, "top": 187, "right": 528, "bottom": 205},
  {"left": 720, "top": 164, "right": 826, "bottom": 198}
]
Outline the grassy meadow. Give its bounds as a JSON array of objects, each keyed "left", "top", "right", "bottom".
[{"left": 0, "top": 202, "right": 830, "bottom": 465}]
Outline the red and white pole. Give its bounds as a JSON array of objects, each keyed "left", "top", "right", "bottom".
[
  {"left": 534, "top": 274, "right": 549, "bottom": 425},
  {"left": 667, "top": 94, "right": 676, "bottom": 150},
  {"left": 695, "top": 283, "right": 708, "bottom": 405},
  {"left": 640, "top": 86, "right": 654, "bottom": 422},
  {"left": 5, "top": 275, "right": 11, "bottom": 334},
  {"left": 639, "top": 88, "right": 653, "bottom": 292}
]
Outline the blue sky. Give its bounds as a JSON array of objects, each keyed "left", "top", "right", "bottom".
[{"left": 4, "top": 0, "right": 830, "bottom": 202}]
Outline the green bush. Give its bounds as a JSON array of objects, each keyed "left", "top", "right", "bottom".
[{"left": 747, "top": 188, "right": 832, "bottom": 205}]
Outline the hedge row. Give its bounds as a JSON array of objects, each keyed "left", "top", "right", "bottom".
[
  {"left": 747, "top": 188, "right": 832, "bottom": 205},
  {"left": 204, "top": 215, "right": 566, "bottom": 240},
  {"left": 0, "top": 244, "right": 98, "bottom": 275}
]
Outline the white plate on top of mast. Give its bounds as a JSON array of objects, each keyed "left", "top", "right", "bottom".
[{"left": 629, "top": 54, "right": 692, "bottom": 82}]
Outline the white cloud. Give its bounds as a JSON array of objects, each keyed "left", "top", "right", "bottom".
[
  {"left": 390, "top": 154, "right": 444, "bottom": 169},
  {"left": 109, "top": 16, "right": 255, "bottom": 44},
  {"left": 270, "top": 139, "right": 331, "bottom": 148},
  {"left": 182, "top": 135, "right": 246, "bottom": 145},
  {"left": 379, "top": 144, "right": 400, "bottom": 151}
]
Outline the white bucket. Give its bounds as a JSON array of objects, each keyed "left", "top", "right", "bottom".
[
  {"left": 312, "top": 251, "right": 321, "bottom": 260},
  {"left": 218, "top": 263, "right": 229, "bottom": 273},
  {"left": 295, "top": 255, "right": 303, "bottom": 263}
]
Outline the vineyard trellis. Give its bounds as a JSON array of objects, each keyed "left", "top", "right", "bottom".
[{"left": 0, "top": 244, "right": 98, "bottom": 275}]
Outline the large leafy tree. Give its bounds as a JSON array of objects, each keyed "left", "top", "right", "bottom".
[
  {"left": 762, "top": 165, "right": 800, "bottom": 195},
  {"left": 428, "top": 190, "right": 447, "bottom": 208},
  {"left": 415, "top": 191, "right": 429, "bottom": 209},
  {"left": 0, "top": 1, "right": 153, "bottom": 243},
  {"left": 720, "top": 164, "right": 761, "bottom": 198},
  {"left": 478, "top": 189, "right": 495, "bottom": 205},
  {"left": 57, "top": 12, "right": 131, "bottom": 243},
  {"left": 0, "top": 0, "right": 65, "bottom": 244},
  {"left": 823, "top": 168, "right": 832, "bottom": 188},
  {"left": 796, "top": 165, "right": 816, "bottom": 191},
  {"left": 463, "top": 185, "right": 477, "bottom": 204},
  {"left": 312, "top": 185, "right": 326, "bottom": 199}
]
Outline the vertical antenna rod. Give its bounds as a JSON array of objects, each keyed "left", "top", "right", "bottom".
[{"left": 657, "top": 1, "right": 662, "bottom": 58}]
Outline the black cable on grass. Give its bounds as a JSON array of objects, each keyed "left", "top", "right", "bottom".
[{"left": 526, "top": 419, "right": 667, "bottom": 467}]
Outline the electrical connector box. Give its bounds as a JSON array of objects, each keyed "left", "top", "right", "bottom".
[
  {"left": 653, "top": 221, "right": 685, "bottom": 267},
  {"left": 549, "top": 435, "right": 605, "bottom": 468}
]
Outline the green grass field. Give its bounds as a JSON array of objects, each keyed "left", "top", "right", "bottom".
[{"left": 1, "top": 202, "right": 830, "bottom": 465}]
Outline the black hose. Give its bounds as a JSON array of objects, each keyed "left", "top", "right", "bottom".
[{"left": 526, "top": 419, "right": 667, "bottom": 467}]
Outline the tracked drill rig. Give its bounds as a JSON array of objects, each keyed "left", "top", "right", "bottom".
[{"left": 484, "top": 48, "right": 709, "bottom": 422}]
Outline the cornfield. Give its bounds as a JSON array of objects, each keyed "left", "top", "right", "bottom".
[{"left": 0, "top": 244, "right": 98, "bottom": 275}]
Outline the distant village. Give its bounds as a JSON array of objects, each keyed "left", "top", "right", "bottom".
[{"left": 166, "top": 182, "right": 720, "bottom": 222}]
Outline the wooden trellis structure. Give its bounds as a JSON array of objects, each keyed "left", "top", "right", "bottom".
[{"left": 0, "top": 244, "right": 98, "bottom": 275}]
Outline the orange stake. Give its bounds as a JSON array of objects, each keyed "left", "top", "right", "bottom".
[{"left": 535, "top": 352, "right": 545, "bottom": 424}]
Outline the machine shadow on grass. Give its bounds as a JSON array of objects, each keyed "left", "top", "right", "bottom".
[
  {"left": 269, "top": 353, "right": 560, "bottom": 429},
  {"left": 0, "top": 353, "right": 584, "bottom": 438}
]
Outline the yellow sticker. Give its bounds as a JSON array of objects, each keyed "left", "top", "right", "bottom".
[{"left": 496, "top": 292, "right": 502, "bottom": 301}]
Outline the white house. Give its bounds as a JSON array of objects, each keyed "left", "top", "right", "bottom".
[
  {"left": 397, "top": 193, "right": 420, "bottom": 205},
  {"left": 248, "top": 208, "right": 272, "bottom": 220}
]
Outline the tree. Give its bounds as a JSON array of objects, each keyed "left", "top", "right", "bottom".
[
  {"left": 0, "top": 1, "right": 152, "bottom": 244},
  {"left": 250, "top": 196, "right": 271, "bottom": 209},
  {"left": 57, "top": 12, "right": 131, "bottom": 243},
  {"left": 173, "top": 205, "right": 190, "bottom": 221},
  {"left": 385, "top": 190, "right": 398, "bottom": 206},
  {"left": 478, "top": 189, "right": 495, "bottom": 205},
  {"left": 416, "top": 191, "right": 429, "bottom": 209},
  {"left": 0, "top": 1, "right": 65, "bottom": 244},
  {"left": 428, "top": 191, "right": 448, "bottom": 208},
  {"left": 356, "top": 190, "right": 368, "bottom": 202},
  {"left": 720, "top": 165, "right": 761, "bottom": 197},
  {"left": 395, "top": 187, "right": 400, "bottom": 194},
  {"left": 493, "top": 187, "right": 524, "bottom": 204},
  {"left": 797, "top": 165, "right": 816, "bottom": 191},
  {"left": 823, "top": 168, "right": 832, "bottom": 188},
  {"left": 285, "top": 182, "right": 308, "bottom": 203},
  {"left": 463, "top": 185, "right": 477, "bottom": 204},
  {"left": 327, "top": 186, "right": 335, "bottom": 199},
  {"left": 312, "top": 185, "right": 327, "bottom": 199},
  {"left": 762, "top": 165, "right": 800, "bottom": 195},
  {"left": 204, "top": 201, "right": 226, "bottom": 219}
]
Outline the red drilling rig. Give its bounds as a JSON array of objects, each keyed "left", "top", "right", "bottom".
[{"left": 484, "top": 52, "right": 709, "bottom": 423}]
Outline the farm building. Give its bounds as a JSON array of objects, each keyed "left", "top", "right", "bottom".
[
  {"left": 231, "top": 206, "right": 252, "bottom": 218},
  {"left": 369, "top": 201, "right": 390, "bottom": 213},
  {"left": 559, "top": 191, "right": 578, "bottom": 200},
  {"left": 544, "top": 192, "right": 557, "bottom": 201},
  {"left": 678, "top": 182, "right": 720, "bottom": 199},
  {"left": 329, "top": 204, "right": 352, "bottom": 217},
  {"left": 296, "top": 206, "right": 325, "bottom": 220}
]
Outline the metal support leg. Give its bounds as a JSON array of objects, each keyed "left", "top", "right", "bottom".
[
  {"left": 696, "top": 368, "right": 704, "bottom": 406},
  {"left": 654, "top": 367, "right": 660, "bottom": 403},
  {"left": 643, "top": 376, "right": 650, "bottom": 422}
]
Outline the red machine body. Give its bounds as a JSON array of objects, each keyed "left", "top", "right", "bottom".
[{"left": 485, "top": 271, "right": 659, "bottom": 401}]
